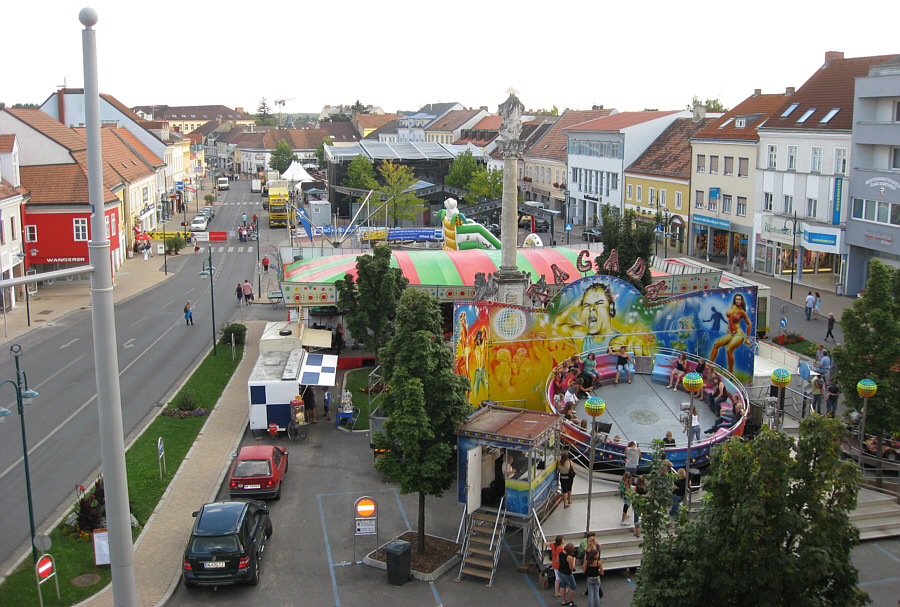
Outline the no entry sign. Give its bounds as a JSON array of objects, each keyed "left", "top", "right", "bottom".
[{"left": 36, "top": 556, "right": 53, "bottom": 579}]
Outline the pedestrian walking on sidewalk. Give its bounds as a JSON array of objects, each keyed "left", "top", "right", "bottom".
[
  {"left": 184, "top": 301, "right": 194, "bottom": 325},
  {"left": 236, "top": 283, "right": 243, "bottom": 306},
  {"left": 142, "top": 246, "right": 149, "bottom": 263},
  {"left": 242, "top": 213, "right": 247, "bottom": 227},
  {"left": 805, "top": 292, "right": 815, "bottom": 320},
  {"left": 813, "top": 292, "right": 822, "bottom": 320},
  {"left": 242, "top": 280, "right": 254, "bottom": 304},
  {"left": 323, "top": 388, "right": 331, "bottom": 420},
  {"left": 826, "top": 312, "right": 836, "bottom": 342},
  {"left": 262, "top": 255, "right": 270, "bottom": 273}
]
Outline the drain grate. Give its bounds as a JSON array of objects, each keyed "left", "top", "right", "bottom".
[{"left": 39, "top": 310, "right": 54, "bottom": 315}]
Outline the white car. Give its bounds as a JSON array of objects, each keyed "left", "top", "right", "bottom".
[{"left": 190, "top": 215, "right": 208, "bottom": 232}]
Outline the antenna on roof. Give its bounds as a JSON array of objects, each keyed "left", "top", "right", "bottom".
[{"left": 56, "top": 77, "right": 68, "bottom": 90}]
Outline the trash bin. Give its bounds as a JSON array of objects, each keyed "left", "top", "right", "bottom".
[
  {"left": 835, "top": 282, "right": 843, "bottom": 296},
  {"left": 383, "top": 540, "right": 412, "bottom": 586}
]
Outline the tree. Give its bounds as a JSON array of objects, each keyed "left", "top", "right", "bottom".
[
  {"left": 323, "top": 113, "right": 352, "bottom": 122},
  {"left": 445, "top": 150, "right": 479, "bottom": 190},
  {"left": 342, "top": 154, "right": 378, "bottom": 191},
  {"left": 335, "top": 245, "right": 407, "bottom": 359},
  {"left": 463, "top": 167, "right": 503, "bottom": 205},
  {"left": 315, "top": 136, "right": 333, "bottom": 169},
  {"left": 377, "top": 161, "right": 425, "bottom": 226},
  {"left": 833, "top": 260, "right": 900, "bottom": 477},
  {"left": 634, "top": 417, "right": 867, "bottom": 607},
  {"left": 351, "top": 99, "right": 367, "bottom": 114},
  {"left": 268, "top": 139, "right": 297, "bottom": 174},
  {"left": 256, "top": 98, "right": 276, "bottom": 126},
  {"left": 373, "top": 289, "right": 471, "bottom": 553},
  {"left": 688, "top": 95, "right": 727, "bottom": 113},
  {"left": 596, "top": 205, "right": 654, "bottom": 289}
]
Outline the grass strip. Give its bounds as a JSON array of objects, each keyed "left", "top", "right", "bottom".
[
  {"left": 342, "top": 366, "right": 378, "bottom": 431},
  {"left": 0, "top": 343, "right": 243, "bottom": 606}
]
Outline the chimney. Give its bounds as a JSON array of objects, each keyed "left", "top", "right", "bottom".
[
  {"left": 57, "top": 89, "right": 65, "bottom": 126},
  {"left": 592, "top": 105, "right": 604, "bottom": 110},
  {"left": 235, "top": 107, "right": 244, "bottom": 114},
  {"left": 753, "top": 89, "right": 762, "bottom": 97},
  {"left": 824, "top": 51, "right": 844, "bottom": 65},
  {"left": 785, "top": 86, "right": 795, "bottom": 95},
  {"left": 692, "top": 104, "right": 706, "bottom": 123}
]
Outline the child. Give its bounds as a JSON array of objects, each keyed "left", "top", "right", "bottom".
[{"left": 323, "top": 388, "right": 332, "bottom": 420}]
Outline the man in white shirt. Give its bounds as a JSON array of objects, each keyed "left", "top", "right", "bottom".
[{"left": 805, "top": 292, "right": 815, "bottom": 321}]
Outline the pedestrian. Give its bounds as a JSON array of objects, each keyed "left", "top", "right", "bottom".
[
  {"left": 544, "top": 535, "right": 566, "bottom": 599},
  {"left": 142, "top": 245, "right": 149, "bottom": 263},
  {"left": 253, "top": 213, "right": 258, "bottom": 225},
  {"left": 323, "top": 387, "right": 331, "bottom": 421},
  {"left": 826, "top": 381, "right": 841, "bottom": 418},
  {"left": 334, "top": 323, "right": 345, "bottom": 356},
  {"left": 582, "top": 546, "right": 604, "bottom": 607},
  {"left": 184, "top": 301, "right": 194, "bottom": 326},
  {"left": 262, "top": 255, "right": 270, "bottom": 273},
  {"left": 632, "top": 475, "right": 647, "bottom": 538},
  {"left": 242, "top": 213, "right": 247, "bottom": 227},
  {"left": 619, "top": 471, "right": 634, "bottom": 525},
  {"left": 242, "top": 280, "right": 253, "bottom": 304},
  {"left": 805, "top": 291, "right": 814, "bottom": 321},
  {"left": 556, "top": 544, "right": 578, "bottom": 606},
  {"left": 813, "top": 292, "right": 822, "bottom": 320},
  {"left": 558, "top": 451, "right": 575, "bottom": 508},
  {"left": 194, "top": 243, "right": 200, "bottom": 254},
  {"left": 624, "top": 441, "right": 640, "bottom": 476},
  {"left": 811, "top": 374, "right": 824, "bottom": 415},
  {"left": 826, "top": 312, "right": 836, "bottom": 342},
  {"left": 236, "top": 283, "right": 243, "bottom": 306},
  {"left": 670, "top": 468, "right": 687, "bottom": 517}
]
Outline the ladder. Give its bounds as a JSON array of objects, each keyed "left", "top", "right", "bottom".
[{"left": 456, "top": 499, "right": 507, "bottom": 586}]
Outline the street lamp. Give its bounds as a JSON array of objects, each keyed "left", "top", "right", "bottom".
[
  {"left": 198, "top": 247, "right": 218, "bottom": 356},
  {"left": 856, "top": 379, "right": 877, "bottom": 468},
  {"left": 771, "top": 368, "right": 792, "bottom": 430},
  {"left": 2, "top": 343, "right": 40, "bottom": 564},
  {"left": 681, "top": 372, "right": 704, "bottom": 514},
  {"left": 583, "top": 396, "right": 606, "bottom": 534}
]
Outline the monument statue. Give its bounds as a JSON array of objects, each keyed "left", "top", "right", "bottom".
[{"left": 497, "top": 89, "right": 526, "bottom": 158}]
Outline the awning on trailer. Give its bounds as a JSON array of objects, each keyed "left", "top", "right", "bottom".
[
  {"left": 301, "top": 328, "right": 333, "bottom": 350},
  {"left": 298, "top": 352, "right": 338, "bottom": 387}
]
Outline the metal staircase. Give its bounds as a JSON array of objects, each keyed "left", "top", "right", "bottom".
[{"left": 456, "top": 499, "right": 507, "bottom": 586}]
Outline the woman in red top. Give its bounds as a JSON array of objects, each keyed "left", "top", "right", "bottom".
[{"left": 544, "top": 535, "right": 566, "bottom": 598}]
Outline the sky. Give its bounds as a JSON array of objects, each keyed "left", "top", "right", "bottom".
[{"left": 4, "top": 1, "right": 897, "bottom": 118}]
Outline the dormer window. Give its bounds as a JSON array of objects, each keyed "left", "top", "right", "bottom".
[
  {"left": 820, "top": 108, "right": 840, "bottom": 123},
  {"left": 781, "top": 103, "right": 799, "bottom": 118},
  {"left": 735, "top": 118, "right": 746, "bottom": 128},
  {"left": 797, "top": 108, "right": 816, "bottom": 124}
]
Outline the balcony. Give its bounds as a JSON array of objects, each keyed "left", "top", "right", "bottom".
[{"left": 854, "top": 122, "right": 900, "bottom": 146}]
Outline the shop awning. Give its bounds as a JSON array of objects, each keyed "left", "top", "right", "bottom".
[
  {"left": 301, "top": 328, "right": 333, "bottom": 350},
  {"left": 299, "top": 352, "right": 338, "bottom": 387}
]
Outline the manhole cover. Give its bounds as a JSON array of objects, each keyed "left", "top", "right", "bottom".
[
  {"left": 71, "top": 573, "right": 101, "bottom": 587},
  {"left": 629, "top": 410, "right": 659, "bottom": 425},
  {"left": 39, "top": 310, "right": 54, "bottom": 315}
]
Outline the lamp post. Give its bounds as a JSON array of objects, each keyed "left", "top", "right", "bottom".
[
  {"left": 681, "top": 372, "right": 703, "bottom": 515},
  {"left": 583, "top": 396, "right": 606, "bottom": 534},
  {"left": 15, "top": 252, "right": 35, "bottom": 327},
  {"left": 198, "top": 247, "right": 217, "bottom": 356},
  {"left": 2, "top": 344, "right": 40, "bottom": 564},
  {"left": 856, "top": 379, "right": 877, "bottom": 467},
  {"left": 771, "top": 368, "right": 792, "bottom": 430},
  {"left": 663, "top": 208, "right": 670, "bottom": 260}
]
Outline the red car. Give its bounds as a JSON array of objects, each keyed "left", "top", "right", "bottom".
[{"left": 229, "top": 445, "right": 288, "bottom": 500}]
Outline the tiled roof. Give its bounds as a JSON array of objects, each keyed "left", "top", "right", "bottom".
[
  {"left": 471, "top": 115, "right": 502, "bottom": 130},
  {"left": 425, "top": 109, "right": 483, "bottom": 132},
  {"left": 626, "top": 117, "right": 720, "bottom": 180},
  {"left": 0, "top": 134, "right": 16, "bottom": 153},
  {"left": 99, "top": 93, "right": 144, "bottom": 123},
  {"left": 20, "top": 163, "right": 117, "bottom": 205},
  {"left": 0, "top": 178, "right": 21, "bottom": 201},
  {"left": 109, "top": 128, "right": 164, "bottom": 167},
  {"left": 525, "top": 108, "right": 613, "bottom": 162},
  {"left": 356, "top": 113, "right": 398, "bottom": 130},
  {"left": 565, "top": 110, "right": 680, "bottom": 133},
  {"left": 6, "top": 108, "right": 86, "bottom": 151},
  {"left": 71, "top": 149, "right": 124, "bottom": 193},
  {"left": 491, "top": 121, "right": 551, "bottom": 160},
  {"left": 365, "top": 119, "right": 399, "bottom": 139},
  {"left": 763, "top": 53, "right": 898, "bottom": 132},
  {"left": 99, "top": 128, "right": 157, "bottom": 181},
  {"left": 695, "top": 92, "right": 792, "bottom": 141},
  {"left": 318, "top": 122, "right": 359, "bottom": 142}
]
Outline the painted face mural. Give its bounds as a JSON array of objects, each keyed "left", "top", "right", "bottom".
[{"left": 453, "top": 274, "right": 757, "bottom": 409}]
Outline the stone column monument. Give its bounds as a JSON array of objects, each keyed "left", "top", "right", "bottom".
[{"left": 493, "top": 89, "right": 530, "bottom": 305}]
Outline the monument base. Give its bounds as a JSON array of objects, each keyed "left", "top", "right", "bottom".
[{"left": 493, "top": 269, "right": 530, "bottom": 306}]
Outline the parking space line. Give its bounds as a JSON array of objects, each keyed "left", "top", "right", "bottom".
[
  {"left": 875, "top": 542, "right": 900, "bottom": 564},
  {"left": 392, "top": 488, "right": 412, "bottom": 530},
  {"left": 317, "top": 493, "right": 343, "bottom": 607},
  {"left": 502, "top": 538, "right": 549, "bottom": 607}
]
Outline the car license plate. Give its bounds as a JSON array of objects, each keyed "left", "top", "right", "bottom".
[
  {"left": 244, "top": 484, "right": 260, "bottom": 489},
  {"left": 203, "top": 561, "right": 226, "bottom": 569}
]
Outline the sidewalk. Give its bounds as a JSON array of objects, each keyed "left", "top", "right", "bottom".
[
  {"left": 77, "top": 321, "right": 264, "bottom": 607},
  {"left": 0, "top": 252, "right": 174, "bottom": 347}
]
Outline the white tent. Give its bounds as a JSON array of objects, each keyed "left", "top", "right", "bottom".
[{"left": 281, "top": 161, "right": 314, "bottom": 183}]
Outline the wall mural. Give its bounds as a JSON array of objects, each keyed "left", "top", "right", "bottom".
[{"left": 454, "top": 272, "right": 757, "bottom": 409}]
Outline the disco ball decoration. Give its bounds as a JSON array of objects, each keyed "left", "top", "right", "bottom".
[
  {"left": 584, "top": 396, "right": 606, "bottom": 417},
  {"left": 856, "top": 378, "right": 877, "bottom": 398},
  {"left": 682, "top": 372, "right": 704, "bottom": 392}
]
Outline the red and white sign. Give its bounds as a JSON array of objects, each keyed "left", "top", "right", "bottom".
[
  {"left": 355, "top": 497, "right": 376, "bottom": 518},
  {"left": 209, "top": 232, "right": 228, "bottom": 241},
  {"left": 37, "top": 556, "right": 53, "bottom": 579}
]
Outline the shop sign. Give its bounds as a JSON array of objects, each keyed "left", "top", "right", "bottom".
[
  {"left": 832, "top": 177, "right": 843, "bottom": 225},
  {"left": 709, "top": 187, "right": 720, "bottom": 200},
  {"left": 692, "top": 214, "right": 730, "bottom": 230},
  {"left": 800, "top": 223, "right": 841, "bottom": 253},
  {"left": 762, "top": 219, "right": 795, "bottom": 245}
]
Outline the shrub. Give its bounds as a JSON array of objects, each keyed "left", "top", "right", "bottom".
[
  {"left": 165, "top": 234, "right": 185, "bottom": 252},
  {"left": 219, "top": 323, "right": 247, "bottom": 345},
  {"left": 173, "top": 390, "right": 200, "bottom": 411}
]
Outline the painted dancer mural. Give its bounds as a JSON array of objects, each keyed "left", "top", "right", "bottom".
[{"left": 454, "top": 273, "right": 757, "bottom": 409}]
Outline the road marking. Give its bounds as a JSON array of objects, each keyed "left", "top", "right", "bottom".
[
  {"left": 227, "top": 247, "right": 234, "bottom": 253},
  {"left": 123, "top": 338, "right": 136, "bottom": 349},
  {"left": 0, "top": 318, "right": 183, "bottom": 481},
  {"left": 60, "top": 339, "right": 79, "bottom": 349}
]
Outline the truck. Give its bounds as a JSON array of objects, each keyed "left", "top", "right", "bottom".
[
  {"left": 251, "top": 179, "right": 262, "bottom": 193},
  {"left": 268, "top": 180, "right": 292, "bottom": 228}
]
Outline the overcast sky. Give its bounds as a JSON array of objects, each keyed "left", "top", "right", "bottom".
[{"left": 5, "top": 1, "right": 896, "bottom": 117}]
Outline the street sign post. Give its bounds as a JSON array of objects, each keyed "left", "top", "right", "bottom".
[
  {"left": 353, "top": 496, "right": 378, "bottom": 563},
  {"left": 175, "top": 181, "right": 184, "bottom": 191},
  {"left": 565, "top": 224, "right": 572, "bottom": 232},
  {"left": 34, "top": 553, "right": 60, "bottom": 607}
]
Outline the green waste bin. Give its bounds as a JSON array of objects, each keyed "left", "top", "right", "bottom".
[{"left": 383, "top": 540, "right": 412, "bottom": 586}]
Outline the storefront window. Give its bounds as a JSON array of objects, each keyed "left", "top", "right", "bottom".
[{"left": 878, "top": 201, "right": 890, "bottom": 224}]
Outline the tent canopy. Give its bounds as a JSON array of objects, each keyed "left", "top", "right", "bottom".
[{"left": 281, "top": 161, "right": 314, "bottom": 183}]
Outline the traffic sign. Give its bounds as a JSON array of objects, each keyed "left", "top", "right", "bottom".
[
  {"left": 175, "top": 181, "right": 184, "bottom": 190},
  {"left": 33, "top": 533, "right": 52, "bottom": 552},
  {"left": 356, "top": 497, "right": 376, "bottom": 517},
  {"left": 209, "top": 231, "right": 228, "bottom": 241},
  {"left": 565, "top": 224, "right": 572, "bottom": 232},
  {"left": 36, "top": 555, "right": 53, "bottom": 579},
  {"left": 780, "top": 317, "right": 787, "bottom": 328},
  {"left": 356, "top": 519, "right": 376, "bottom": 535}
]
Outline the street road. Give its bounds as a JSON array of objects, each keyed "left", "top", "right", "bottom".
[{"left": 0, "top": 178, "right": 278, "bottom": 571}]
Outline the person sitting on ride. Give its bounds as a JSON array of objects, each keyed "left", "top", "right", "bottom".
[
  {"left": 610, "top": 345, "right": 635, "bottom": 384},
  {"left": 582, "top": 352, "right": 599, "bottom": 385},
  {"left": 666, "top": 352, "right": 689, "bottom": 390},
  {"left": 708, "top": 377, "right": 729, "bottom": 415},
  {"left": 705, "top": 401, "right": 745, "bottom": 434},
  {"left": 551, "top": 369, "right": 568, "bottom": 404}
]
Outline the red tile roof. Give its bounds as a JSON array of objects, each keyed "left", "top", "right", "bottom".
[
  {"left": 0, "top": 178, "right": 21, "bottom": 201},
  {"left": 356, "top": 113, "right": 398, "bottom": 130},
  {"left": 472, "top": 115, "right": 502, "bottom": 130},
  {"left": 6, "top": 108, "right": 86, "bottom": 151},
  {"left": 0, "top": 134, "right": 16, "bottom": 153},
  {"left": 426, "top": 109, "right": 484, "bottom": 132},
  {"left": 763, "top": 54, "right": 898, "bottom": 132},
  {"left": 525, "top": 108, "right": 614, "bottom": 162},
  {"left": 695, "top": 93, "right": 792, "bottom": 141},
  {"left": 565, "top": 110, "right": 681, "bottom": 132},
  {"left": 108, "top": 127, "right": 164, "bottom": 167},
  {"left": 626, "top": 117, "right": 720, "bottom": 179},
  {"left": 20, "top": 163, "right": 117, "bottom": 205}
]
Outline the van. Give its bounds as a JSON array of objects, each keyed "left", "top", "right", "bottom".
[{"left": 217, "top": 177, "right": 229, "bottom": 191}]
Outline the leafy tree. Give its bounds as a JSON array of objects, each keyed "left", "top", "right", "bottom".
[
  {"left": 634, "top": 417, "right": 867, "bottom": 607},
  {"left": 445, "top": 150, "right": 479, "bottom": 189},
  {"left": 204, "top": 194, "right": 215, "bottom": 204},
  {"left": 342, "top": 154, "right": 378, "bottom": 190},
  {"left": 688, "top": 95, "right": 727, "bottom": 112},
  {"left": 335, "top": 245, "right": 407, "bottom": 360},
  {"left": 351, "top": 99, "right": 367, "bottom": 114},
  {"left": 324, "top": 113, "right": 352, "bottom": 122},
  {"left": 256, "top": 98, "right": 276, "bottom": 126},
  {"left": 268, "top": 139, "right": 297, "bottom": 174},
  {"left": 373, "top": 289, "right": 471, "bottom": 553},
  {"left": 550, "top": 105, "right": 559, "bottom": 115},
  {"left": 833, "top": 259, "right": 900, "bottom": 480},
  {"left": 596, "top": 205, "right": 654, "bottom": 289},
  {"left": 315, "top": 136, "right": 333, "bottom": 169},
  {"left": 463, "top": 167, "right": 503, "bottom": 205},
  {"left": 377, "top": 160, "right": 425, "bottom": 226}
]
